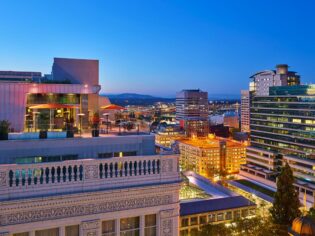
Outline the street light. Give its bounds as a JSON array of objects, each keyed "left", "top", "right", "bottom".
[{"left": 78, "top": 113, "right": 85, "bottom": 136}]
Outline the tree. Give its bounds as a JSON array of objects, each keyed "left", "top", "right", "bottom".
[
  {"left": 231, "top": 216, "right": 287, "bottom": 236},
  {"left": 270, "top": 162, "right": 301, "bottom": 225},
  {"left": 198, "top": 223, "right": 232, "bottom": 236},
  {"left": 198, "top": 216, "right": 288, "bottom": 236}
]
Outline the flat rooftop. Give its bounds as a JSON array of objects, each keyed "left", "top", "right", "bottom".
[
  {"left": 178, "top": 137, "right": 246, "bottom": 149},
  {"left": 180, "top": 196, "right": 255, "bottom": 216}
]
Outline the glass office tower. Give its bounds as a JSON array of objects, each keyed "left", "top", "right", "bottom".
[{"left": 241, "top": 85, "right": 315, "bottom": 198}]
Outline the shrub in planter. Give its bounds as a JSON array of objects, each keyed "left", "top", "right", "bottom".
[
  {"left": 67, "top": 130, "right": 74, "bottom": 138},
  {"left": 91, "top": 112, "right": 100, "bottom": 137},
  {"left": 92, "top": 129, "right": 99, "bottom": 137},
  {"left": 65, "top": 118, "right": 75, "bottom": 138},
  {"left": 0, "top": 120, "right": 10, "bottom": 140},
  {"left": 39, "top": 130, "right": 47, "bottom": 139}
]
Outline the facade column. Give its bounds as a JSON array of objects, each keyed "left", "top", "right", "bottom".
[
  {"left": 115, "top": 218, "right": 120, "bottom": 236},
  {"left": 59, "top": 226, "right": 65, "bottom": 236},
  {"left": 29, "top": 231, "right": 35, "bottom": 236},
  {"left": 156, "top": 213, "right": 161, "bottom": 236},
  {"left": 140, "top": 215, "right": 145, "bottom": 236}
]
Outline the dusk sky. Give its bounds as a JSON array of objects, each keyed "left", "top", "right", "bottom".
[{"left": 0, "top": 0, "right": 315, "bottom": 98}]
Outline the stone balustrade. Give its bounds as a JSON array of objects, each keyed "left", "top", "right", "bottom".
[{"left": 0, "top": 154, "right": 179, "bottom": 201}]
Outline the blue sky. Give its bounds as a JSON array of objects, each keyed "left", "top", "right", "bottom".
[{"left": 0, "top": 0, "right": 314, "bottom": 98}]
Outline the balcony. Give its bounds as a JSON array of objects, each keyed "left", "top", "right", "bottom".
[{"left": 0, "top": 155, "right": 180, "bottom": 201}]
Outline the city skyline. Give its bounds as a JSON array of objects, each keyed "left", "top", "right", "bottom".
[{"left": 1, "top": 0, "right": 315, "bottom": 97}]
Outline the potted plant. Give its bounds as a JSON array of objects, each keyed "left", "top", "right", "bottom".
[
  {"left": 39, "top": 130, "right": 47, "bottom": 139},
  {"left": 91, "top": 112, "right": 100, "bottom": 137},
  {"left": 0, "top": 120, "right": 10, "bottom": 140},
  {"left": 65, "top": 117, "right": 74, "bottom": 138}
]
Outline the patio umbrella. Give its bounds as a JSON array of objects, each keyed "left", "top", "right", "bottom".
[{"left": 100, "top": 104, "right": 125, "bottom": 110}]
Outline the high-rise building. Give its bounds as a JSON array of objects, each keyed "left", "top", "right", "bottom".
[
  {"left": 241, "top": 85, "right": 315, "bottom": 204},
  {"left": 249, "top": 64, "right": 300, "bottom": 96},
  {"left": 241, "top": 65, "right": 301, "bottom": 134},
  {"left": 176, "top": 89, "right": 209, "bottom": 137},
  {"left": 241, "top": 90, "right": 250, "bottom": 133}
]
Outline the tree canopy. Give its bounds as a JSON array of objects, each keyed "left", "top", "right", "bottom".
[{"left": 270, "top": 162, "right": 301, "bottom": 225}]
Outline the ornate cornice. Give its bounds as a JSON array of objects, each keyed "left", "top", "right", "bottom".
[{"left": 0, "top": 194, "right": 173, "bottom": 226}]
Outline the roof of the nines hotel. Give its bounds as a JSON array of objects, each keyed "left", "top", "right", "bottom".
[
  {"left": 180, "top": 196, "right": 256, "bottom": 216},
  {"left": 178, "top": 136, "right": 247, "bottom": 149}
]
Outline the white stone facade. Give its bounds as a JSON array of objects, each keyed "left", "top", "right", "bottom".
[{"left": 0, "top": 155, "right": 181, "bottom": 236}]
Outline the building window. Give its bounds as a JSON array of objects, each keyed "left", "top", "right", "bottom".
[
  {"left": 114, "top": 151, "right": 137, "bottom": 157},
  {"left": 98, "top": 153, "right": 113, "bottom": 158},
  {"left": 190, "top": 217, "right": 198, "bottom": 225},
  {"left": 199, "top": 215, "right": 207, "bottom": 225},
  {"left": 234, "top": 211, "right": 241, "bottom": 220},
  {"left": 249, "top": 208, "right": 256, "bottom": 216},
  {"left": 181, "top": 218, "right": 189, "bottom": 227},
  {"left": 102, "top": 220, "right": 116, "bottom": 236},
  {"left": 13, "top": 233, "right": 29, "bottom": 236},
  {"left": 65, "top": 225, "right": 79, "bottom": 236},
  {"left": 120, "top": 216, "right": 140, "bottom": 236},
  {"left": 217, "top": 213, "right": 224, "bottom": 221},
  {"left": 208, "top": 214, "right": 216, "bottom": 222},
  {"left": 35, "top": 228, "right": 59, "bottom": 236},
  {"left": 180, "top": 230, "right": 189, "bottom": 236},
  {"left": 225, "top": 212, "right": 232, "bottom": 220},
  {"left": 242, "top": 209, "right": 248, "bottom": 217},
  {"left": 145, "top": 214, "right": 156, "bottom": 236}
]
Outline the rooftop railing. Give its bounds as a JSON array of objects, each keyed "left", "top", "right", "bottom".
[{"left": 0, "top": 155, "right": 180, "bottom": 201}]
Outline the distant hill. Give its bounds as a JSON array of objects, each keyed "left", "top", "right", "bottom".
[
  {"left": 101, "top": 93, "right": 175, "bottom": 106},
  {"left": 101, "top": 93, "right": 240, "bottom": 106}
]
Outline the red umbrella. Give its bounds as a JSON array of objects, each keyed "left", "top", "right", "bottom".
[{"left": 100, "top": 104, "right": 125, "bottom": 110}]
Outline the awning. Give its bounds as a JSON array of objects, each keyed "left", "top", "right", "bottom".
[
  {"left": 29, "top": 104, "right": 79, "bottom": 109},
  {"left": 100, "top": 104, "right": 125, "bottom": 110}
]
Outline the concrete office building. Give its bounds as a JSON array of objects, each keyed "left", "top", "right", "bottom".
[
  {"left": 176, "top": 89, "right": 209, "bottom": 137},
  {"left": 241, "top": 85, "right": 315, "bottom": 205},
  {"left": 0, "top": 58, "right": 110, "bottom": 132},
  {"left": 0, "top": 134, "right": 181, "bottom": 236}
]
